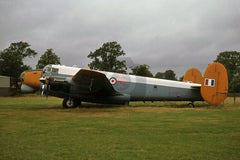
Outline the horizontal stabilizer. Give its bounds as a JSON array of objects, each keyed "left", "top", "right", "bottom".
[{"left": 190, "top": 83, "right": 201, "bottom": 89}]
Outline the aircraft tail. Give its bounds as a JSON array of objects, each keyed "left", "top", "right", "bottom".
[
  {"left": 183, "top": 62, "right": 228, "bottom": 105},
  {"left": 183, "top": 68, "right": 203, "bottom": 84},
  {"left": 200, "top": 62, "right": 228, "bottom": 105}
]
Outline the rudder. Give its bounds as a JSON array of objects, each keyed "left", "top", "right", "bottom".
[{"left": 200, "top": 62, "right": 228, "bottom": 105}]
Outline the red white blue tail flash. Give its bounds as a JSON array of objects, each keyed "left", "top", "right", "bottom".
[{"left": 204, "top": 78, "right": 215, "bottom": 87}]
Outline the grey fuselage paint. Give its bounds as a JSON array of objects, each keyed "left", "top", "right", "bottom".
[{"left": 112, "top": 81, "right": 203, "bottom": 102}]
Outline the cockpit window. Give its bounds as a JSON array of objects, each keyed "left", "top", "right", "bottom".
[
  {"left": 52, "top": 68, "right": 59, "bottom": 74},
  {"left": 42, "top": 66, "right": 59, "bottom": 77},
  {"left": 46, "top": 67, "right": 51, "bottom": 72}
]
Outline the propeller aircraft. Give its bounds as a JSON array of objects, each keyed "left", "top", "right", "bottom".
[{"left": 20, "top": 62, "right": 228, "bottom": 108}]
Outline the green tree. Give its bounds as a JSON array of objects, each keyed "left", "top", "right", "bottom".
[
  {"left": 214, "top": 51, "right": 240, "bottom": 92},
  {"left": 230, "top": 68, "right": 240, "bottom": 93},
  {"left": 88, "top": 41, "right": 127, "bottom": 73},
  {"left": 0, "top": 41, "right": 37, "bottom": 87},
  {"left": 36, "top": 49, "right": 61, "bottom": 69},
  {"left": 164, "top": 70, "right": 177, "bottom": 80},
  {"left": 155, "top": 70, "right": 177, "bottom": 80},
  {"left": 130, "top": 64, "right": 153, "bottom": 77},
  {"left": 179, "top": 75, "right": 184, "bottom": 81},
  {"left": 155, "top": 72, "right": 165, "bottom": 79}
]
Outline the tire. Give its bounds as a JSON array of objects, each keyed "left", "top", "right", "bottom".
[
  {"left": 63, "top": 98, "right": 80, "bottom": 108},
  {"left": 188, "top": 102, "right": 195, "bottom": 108}
]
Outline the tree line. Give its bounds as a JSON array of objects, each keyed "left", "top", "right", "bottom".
[
  {"left": 0, "top": 41, "right": 239, "bottom": 93},
  {"left": 87, "top": 42, "right": 178, "bottom": 80},
  {"left": 0, "top": 42, "right": 60, "bottom": 88}
]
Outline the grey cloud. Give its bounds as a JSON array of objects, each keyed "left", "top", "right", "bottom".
[{"left": 1, "top": 0, "right": 240, "bottom": 77}]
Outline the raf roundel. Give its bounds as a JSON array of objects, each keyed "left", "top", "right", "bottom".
[{"left": 109, "top": 77, "right": 117, "bottom": 85}]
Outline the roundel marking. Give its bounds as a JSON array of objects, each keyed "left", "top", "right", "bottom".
[{"left": 109, "top": 77, "right": 117, "bottom": 85}]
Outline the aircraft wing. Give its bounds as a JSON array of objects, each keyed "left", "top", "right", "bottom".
[{"left": 71, "top": 69, "right": 120, "bottom": 97}]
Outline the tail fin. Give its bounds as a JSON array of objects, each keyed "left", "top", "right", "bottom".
[
  {"left": 183, "top": 68, "right": 202, "bottom": 84},
  {"left": 200, "top": 62, "right": 228, "bottom": 105}
]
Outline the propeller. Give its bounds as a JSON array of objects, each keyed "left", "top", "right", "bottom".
[
  {"left": 39, "top": 76, "right": 50, "bottom": 98},
  {"left": 40, "top": 83, "right": 44, "bottom": 95},
  {"left": 46, "top": 84, "right": 50, "bottom": 98},
  {"left": 40, "top": 83, "right": 50, "bottom": 99},
  {"left": 39, "top": 76, "right": 70, "bottom": 98}
]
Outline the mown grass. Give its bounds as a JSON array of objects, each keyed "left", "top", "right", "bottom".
[{"left": 0, "top": 96, "right": 240, "bottom": 160}]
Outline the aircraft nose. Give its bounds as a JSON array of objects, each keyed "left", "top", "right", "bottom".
[
  {"left": 19, "top": 71, "right": 35, "bottom": 93},
  {"left": 19, "top": 72, "right": 25, "bottom": 82}
]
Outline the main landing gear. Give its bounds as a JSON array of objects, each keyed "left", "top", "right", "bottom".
[{"left": 62, "top": 97, "right": 81, "bottom": 108}]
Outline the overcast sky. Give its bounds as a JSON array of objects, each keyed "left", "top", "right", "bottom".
[{"left": 0, "top": 0, "right": 240, "bottom": 77}]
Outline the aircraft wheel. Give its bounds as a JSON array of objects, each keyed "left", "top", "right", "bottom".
[
  {"left": 63, "top": 98, "right": 79, "bottom": 108},
  {"left": 188, "top": 102, "right": 195, "bottom": 108}
]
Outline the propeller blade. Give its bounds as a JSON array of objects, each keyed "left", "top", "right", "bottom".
[{"left": 46, "top": 84, "right": 50, "bottom": 99}]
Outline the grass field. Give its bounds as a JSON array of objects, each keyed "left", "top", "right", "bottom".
[{"left": 0, "top": 96, "right": 240, "bottom": 160}]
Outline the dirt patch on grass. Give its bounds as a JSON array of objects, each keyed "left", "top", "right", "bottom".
[
  {"left": 27, "top": 107, "right": 116, "bottom": 118},
  {"left": 128, "top": 107, "right": 192, "bottom": 113},
  {"left": 58, "top": 108, "right": 114, "bottom": 118},
  {"left": 124, "top": 104, "right": 240, "bottom": 114}
]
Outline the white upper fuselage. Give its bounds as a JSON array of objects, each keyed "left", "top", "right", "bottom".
[{"left": 42, "top": 64, "right": 201, "bottom": 90}]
